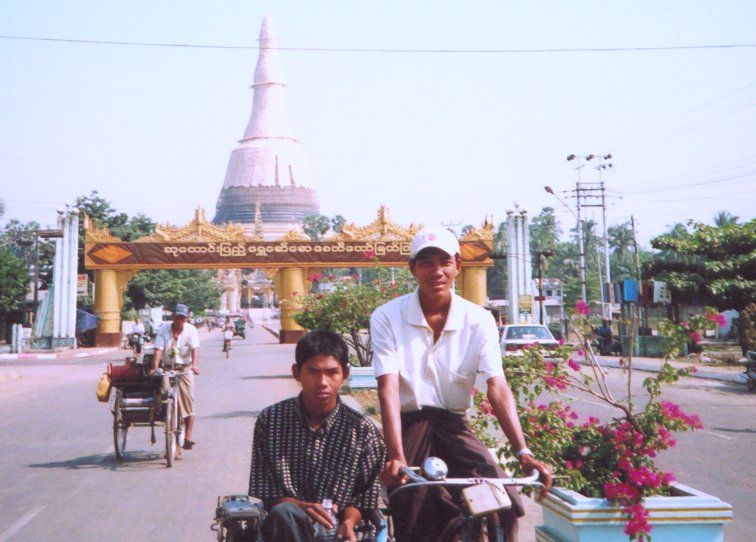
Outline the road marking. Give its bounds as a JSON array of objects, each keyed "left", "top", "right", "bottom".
[
  {"left": 700, "top": 430, "right": 734, "bottom": 441},
  {"left": 0, "top": 505, "right": 46, "bottom": 542}
]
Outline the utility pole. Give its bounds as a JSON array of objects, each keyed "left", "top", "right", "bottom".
[
  {"left": 565, "top": 153, "right": 614, "bottom": 309},
  {"left": 534, "top": 249, "right": 554, "bottom": 325},
  {"left": 575, "top": 182, "right": 587, "bottom": 302},
  {"left": 630, "top": 215, "right": 643, "bottom": 328}
]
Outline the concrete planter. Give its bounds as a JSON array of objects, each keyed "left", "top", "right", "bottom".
[
  {"left": 348, "top": 366, "right": 378, "bottom": 389},
  {"left": 536, "top": 483, "right": 732, "bottom": 542}
]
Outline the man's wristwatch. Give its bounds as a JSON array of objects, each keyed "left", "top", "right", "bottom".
[{"left": 516, "top": 447, "right": 534, "bottom": 458}]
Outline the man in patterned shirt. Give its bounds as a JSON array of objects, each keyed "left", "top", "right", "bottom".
[{"left": 249, "top": 330, "right": 386, "bottom": 542}]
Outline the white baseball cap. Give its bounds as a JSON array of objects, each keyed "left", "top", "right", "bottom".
[{"left": 410, "top": 227, "right": 461, "bottom": 259}]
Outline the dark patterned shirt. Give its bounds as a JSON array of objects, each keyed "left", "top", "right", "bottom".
[{"left": 249, "top": 395, "right": 386, "bottom": 511}]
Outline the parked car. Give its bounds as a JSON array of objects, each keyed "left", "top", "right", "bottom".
[{"left": 500, "top": 324, "right": 559, "bottom": 353}]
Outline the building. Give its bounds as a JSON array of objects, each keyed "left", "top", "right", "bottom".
[
  {"left": 211, "top": 16, "right": 320, "bottom": 312},
  {"left": 213, "top": 16, "right": 320, "bottom": 240}
]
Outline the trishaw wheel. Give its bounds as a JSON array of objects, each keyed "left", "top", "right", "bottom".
[
  {"left": 165, "top": 397, "right": 176, "bottom": 468},
  {"left": 113, "top": 394, "right": 128, "bottom": 460}
]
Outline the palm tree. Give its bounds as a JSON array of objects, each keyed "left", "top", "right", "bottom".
[
  {"left": 608, "top": 222, "right": 634, "bottom": 264},
  {"left": 713, "top": 210, "right": 739, "bottom": 227}
]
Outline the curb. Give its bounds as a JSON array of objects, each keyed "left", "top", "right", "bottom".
[
  {"left": 0, "top": 347, "right": 119, "bottom": 361},
  {"left": 262, "top": 325, "right": 280, "bottom": 340},
  {"left": 581, "top": 358, "right": 743, "bottom": 384}
]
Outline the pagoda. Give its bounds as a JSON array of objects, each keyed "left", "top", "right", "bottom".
[{"left": 213, "top": 16, "right": 319, "bottom": 239}]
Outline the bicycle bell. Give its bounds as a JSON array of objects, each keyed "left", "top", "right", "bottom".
[{"left": 422, "top": 457, "right": 448, "bottom": 481}]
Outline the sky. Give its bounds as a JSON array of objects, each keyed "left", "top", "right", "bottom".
[{"left": 1, "top": 1, "right": 754, "bottom": 245}]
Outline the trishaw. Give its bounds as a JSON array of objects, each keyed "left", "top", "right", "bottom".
[
  {"left": 110, "top": 346, "right": 184, "bottom": 467},
  {"left": 233, "top": 318, "right": 246, "bottom": 340}
]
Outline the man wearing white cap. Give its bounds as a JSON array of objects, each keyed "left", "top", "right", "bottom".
[
  {"left": 370, "top": 227, "right": 552, "bottom": 542},
  {"left": 151, "top": 303, "right": 200, "bottom": 454}
]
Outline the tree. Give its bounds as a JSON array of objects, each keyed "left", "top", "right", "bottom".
[
  {"left": 530, "top": 207, "right": 561, "bottom": 253},
  {"left": 115, "top": 213, "right": 157, "bottom": 241},
  {"left": 331, "top": 215, "right": 347, "bottom": 234},
  {"left": 125, "top": 270, "right": 221, "bottom": 314},
  {"left": 295, "top": 276, "right": 415, "bottom": 366},
  {"left": 487, "top": 222, "right": 508, "bottom": 300},
  {"left": 713, "top": 210, "right": 739, "bottom": 227},
  {"left": 0, "top": 248, "right": 28, "bottom": 340},
  {"left": 608, "top": 222, "right": 634, "bottom": 264},
  {"left": 648, "top": 219, "right": 756, "bottom": 353},
  {"left": 0, "top": 219, "right": 55, "bottom": 289},
  {"left": 302, "top": 214, "right": 332, "bottom": 241}
]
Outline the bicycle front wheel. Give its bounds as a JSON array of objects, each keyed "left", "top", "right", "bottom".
[
  {"left": 113, "top": 392, "right": 128, "bottom": 460},
  {"left": 165, "top": 396, "right": 177, "bottom": 467}
]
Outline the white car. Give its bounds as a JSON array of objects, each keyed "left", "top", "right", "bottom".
[{"left": 500, "top": 324, "right": 559, "bottom": 353}]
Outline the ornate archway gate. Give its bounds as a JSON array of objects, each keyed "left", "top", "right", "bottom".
[{"left": 84, "top": 206, "right": 494, "bottom": 346}]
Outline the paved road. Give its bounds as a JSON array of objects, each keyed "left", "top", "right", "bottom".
[
  {"left": 0, "top": 325, "right": 296, "bottom": 542},
  {"left": 1, "top": 329, "right": 753, "bottom": 541}
]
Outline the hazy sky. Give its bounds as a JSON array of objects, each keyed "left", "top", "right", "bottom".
[{"left": 1, "top": 1, "right": 754, "bottom": 244}]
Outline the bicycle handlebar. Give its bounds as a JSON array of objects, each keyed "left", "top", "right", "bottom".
[{"left": 392, "top": 466, "right": 541, "bottom": 497}]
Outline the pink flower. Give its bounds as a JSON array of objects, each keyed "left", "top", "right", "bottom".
[
  {"left": 706, "top": 311, "right": 727, "bottom": 327},
  {"left": 544, "top": 361, "right": 556, "bottom": 372},
  {"left": 577, "top": 349, "right": 585, "bottom": 357},
  {"left": 568, "top": 358, "right": 581, "bottom": 371},
  {"left": 558, "top": 338, "right": 565, "bottom": 345},
  {"left": 576, "top": 300, "right": 591, "bottom": 316},
  {"left": 479, "top": 400, "right": 493, "bottom": 415},
  {"left": 688, "top": 331, "right": 702, "bottom": 343}
]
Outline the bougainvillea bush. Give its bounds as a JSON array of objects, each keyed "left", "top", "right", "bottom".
[
  {"left": 294, "top": 273, "right": 414, "bottom": 366},
  {"left": 472, "top": 304, "right": 721, "bottom": 541}
]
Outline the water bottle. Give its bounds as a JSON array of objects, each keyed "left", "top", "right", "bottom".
[{"left": 312, "top": 498, "right": 338, "bottom": 541}]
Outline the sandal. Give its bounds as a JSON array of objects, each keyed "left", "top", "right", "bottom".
[{"left": 183, "top": 439, "right": 196, "bottom": 450}]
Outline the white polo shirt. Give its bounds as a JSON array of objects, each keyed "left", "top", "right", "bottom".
[
  {"left": 370, "top": 289, "right": 505, "bottom": 414},
  {"left": 155, "top": 322, "right": 200, "bottom": 366}
]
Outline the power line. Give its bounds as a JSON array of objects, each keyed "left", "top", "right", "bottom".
[
  {"left": 1, "top": 35, "right": 755, "bottom": 54},
  {"left": 610, "top": 80, "right": 756, "bottom": 146}
]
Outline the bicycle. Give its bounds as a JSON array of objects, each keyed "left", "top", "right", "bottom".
[
  {"left": 223, "top": 329, "right": 233, "bottom": 359},
  {"left": 110, "top": 366, "right": 184, "bottom": 467},
  {"left": 389, "top": 457, "right": 542, "bottom": 542}
]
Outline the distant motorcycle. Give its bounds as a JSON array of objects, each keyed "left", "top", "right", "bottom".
[
  {"left": 127, "top": 332, "right": 146, "bottom": 355},
  {"left": 741, "top": 351, "right": 756, "bottom": 391}
]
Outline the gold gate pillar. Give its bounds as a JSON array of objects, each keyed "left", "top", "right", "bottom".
[
  {"left": 94, "top": 270, "right": 122, "bottom": 347},
  {"left": 278, "top": 267, "right": 306, "bottom": 344},
  {"left": 94, "top": 269, "right": 136, "bottom": 347},
  {"left": 460, "top": 266, "right": 487, "bottom": 306}
]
